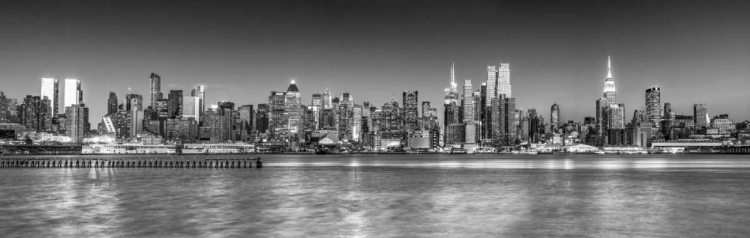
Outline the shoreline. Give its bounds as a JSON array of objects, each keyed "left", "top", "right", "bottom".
[{"left": 1, "top": 152, "right": 748, "bottom": 158}]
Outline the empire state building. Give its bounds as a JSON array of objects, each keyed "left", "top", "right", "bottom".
[{"left": 603, "top": 56, "right": 616, "bottom": 105}]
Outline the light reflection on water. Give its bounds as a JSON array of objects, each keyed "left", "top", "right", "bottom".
[{"left": 1, "top": 154, "right": 750, "bottom": 237}]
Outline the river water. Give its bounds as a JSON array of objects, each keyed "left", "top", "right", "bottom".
[{"left": 1, "top": 154, "right": 750, "bottom": 237}]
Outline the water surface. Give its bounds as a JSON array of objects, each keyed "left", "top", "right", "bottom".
[{"left": 1, "top": 154, "right": 750, "bottom": 237}]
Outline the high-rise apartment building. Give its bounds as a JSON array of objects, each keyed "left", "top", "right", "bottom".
[
  {"left": 65, "top": 104, "right": 87, "bottom": 143},
  {"left": 63, "top": 78, "right": 82, "bottom": 108},
  {"left": 645, "top": 86, "right": 661, "bottom": 128},
  {"left": 40, "top": 78, "right": 59, "bottom": 116}
]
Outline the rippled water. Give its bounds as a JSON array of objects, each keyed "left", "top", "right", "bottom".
[{"left": 2, "top": 154, "right": 750, "bottom": 237}]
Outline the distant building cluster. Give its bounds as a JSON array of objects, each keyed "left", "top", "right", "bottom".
[
  {"left": 439, "top": 56, "right": 750, "bottom": 152},
  {"left": 1, "top": 56, "right": 749, "bottom": 153}
]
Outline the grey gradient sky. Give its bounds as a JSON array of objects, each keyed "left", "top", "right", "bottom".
[{"left": 1, "top": 0, "right": 749, "bottom": 124}]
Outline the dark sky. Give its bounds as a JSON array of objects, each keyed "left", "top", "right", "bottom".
[{"left": 1, "top": 0, "right": 749, "bottom": 124}]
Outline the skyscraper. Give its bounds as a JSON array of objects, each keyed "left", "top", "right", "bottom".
[
  {"left": 182, "top": 96, "right": 201, "bottom": 121},
  {"left": 150, "top": 73, "right": 162, "bottom": 108},
  {"left": 255, "top": 104, "right": 270, "bottom": 134},
  {"left": 130, "top": 98, "right": 143, "bottom": 139},
  {"left": 0, "top": 92, "right": 8, "bottom": 123},
  {"left": 353, "top": 104, "right": 363, "bottom": 141},
  {"left": 285, "top": 80, "right": 303, "bottom": 142},
  {"left": 342, "top": 92, "right": 354, "bottom": 107},
  {"left": 65, "top": 104, "right": 87, "bottom": 143},
  {"left": 311, "top": 93, "right": 322, "bottom": 130},
  {"left": 444, "top": 63, "right": 459, "bottom": 105},
  {"left": 694, "top": 103, "right": 709, "bottom": 130},
  {"left": 125, "top": 93, "right": 143, "bottom": 112},
  {"left": 168, "top": 90, "right": 183, "bottom": 119},
  {"left": 20, "top": 95, "right": 52, "bottom": 132},
  {"left": 606, "top": 103, "right": 626, "bottom": 145},
  {"left": 63, "top": 78, "right": 81, "bottom": 108},
  {"left": 107, "top": 92, "right": 118, "bottom": 115},
  {"left": 40, "top": 78, "right": 59, "bottom": 116},
  {"left": 217, "top": 101, "right": 235, "bottom": 141},
  {"left": 322, "top": 89, "right": 332, "bottom": 109},
  {"left": 238, "top": 104, "right": 254, "bottom": 140},
  {"left": 596, "top": 98, "right": 607, "bottom": 137},
  {"left": 551, "top": 103, "right": 560, "bottom": 132},
  {"left": 403, "top": 91, "right": 419, "bottom": 130},
  {"left": 191, "top": 85, "right": 205, "bottom": 117},
  {"left": 497, "top": 63, "right": 511, "bottom": 98},
  {"left": 268, "top": 91, "right": 286, "bottom": 137},
  {"left": 603, "top": 56, "right": 616, "bottom": 105},
  {"left": 486, "top": 65, "right": 498, "bottom": 104},
  {"left": 645, "top": 86, "right": 661, "bottom": 128},
  {"left": 462, "top": 79, "right": 473, "bottom": 123}
]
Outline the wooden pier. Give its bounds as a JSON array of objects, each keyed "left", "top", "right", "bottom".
[{"left": 0, "top": 157, "right": 263, "bottom": 169}]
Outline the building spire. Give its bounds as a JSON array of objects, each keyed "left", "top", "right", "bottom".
[
  {"left": 451, "top": 62, "right": 455, "bottom": 84},
  {"left": 607, "top": 55, "right": 612, "bottom": 79}
]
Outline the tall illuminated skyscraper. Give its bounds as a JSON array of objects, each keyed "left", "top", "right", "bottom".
[
  {"left": 443, "top": 63, "right": 460, "bottom": 140},
  {"left": 40, "top": 78, "right": 59, "bottom": 116},
  {"left": 497, "top": 63, "right": 511, "bottom": 98},
  {"left": 63, "top": 78, "right": 81, "bottom": 108},
  {"left": 444, "top": 63, "right": 459, "bottom": 105},
  {"left": 603, "top": 56, "right": 616, "bottom": 105}
]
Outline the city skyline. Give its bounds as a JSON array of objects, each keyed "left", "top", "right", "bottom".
[
  {"left": 1, "top": 1, "right": 749, "bottom": 124},
  {"left": 8, "top": 55, "right": 749, "bottom": 126}
]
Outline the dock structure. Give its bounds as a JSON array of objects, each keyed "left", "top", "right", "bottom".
[{"left": 0, "top": 157, "right": 263, "bottom": 169}]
